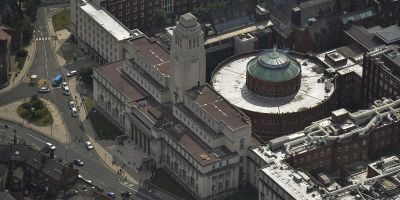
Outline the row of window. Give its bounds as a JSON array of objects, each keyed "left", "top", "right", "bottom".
[
  {"left": 124, "top": 63, "right": 161, "bottom": 101},
  {"left": 174, "top": 107, "right": 213, "bottom": 145}
]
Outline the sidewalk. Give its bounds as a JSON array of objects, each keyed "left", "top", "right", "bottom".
[
  {"left": 46, "top": 7, "right": 69, "bottom": 67},
  {"left": 67, "top": 78, "right": 140, "bottom": 182},
  {"left": 0, "top": 38, "right": 37, "bottom": 95},
  {"left": 0, "top": 98, "right": 70, "bottom": 144}
]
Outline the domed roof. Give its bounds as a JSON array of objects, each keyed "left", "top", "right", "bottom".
[{"left": 247, "top": 49, "right": 301, "bottom": 82}]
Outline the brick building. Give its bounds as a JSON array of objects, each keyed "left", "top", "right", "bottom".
[
  {"left": 212, "top": 48, "right": 363, "bottom": 142},
  {"left": 94, "top": 0, "right": 160, "bottom": 31},
  {"left": 0, "top": 144, "right": 79, "bottom": 196},
  {"left": 0, "top": 28, "right": 11, "bottom": 88},
  {"left": 248, "top": 97, "right": 400, "bottom": 199},
  {"left": 362, "top": 45, "right": 400, "bottom": 105}
]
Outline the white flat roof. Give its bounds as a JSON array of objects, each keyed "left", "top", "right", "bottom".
[
  {"left": 253, "top": 146, "right": 323, "bottom": 200},
  {"left": 80, "top": 1, "right": 132, "bottom": 41},
  {"left": 212, "top": 54, "right": 334, "bottom": 114}
]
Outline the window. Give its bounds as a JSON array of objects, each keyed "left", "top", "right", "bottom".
[{"left": 240, "top": 138, "right": 245, "bottom": 149}]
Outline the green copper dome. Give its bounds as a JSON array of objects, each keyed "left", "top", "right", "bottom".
[{"left": 247, "top": 50, "right": 301, "bottom": 82}]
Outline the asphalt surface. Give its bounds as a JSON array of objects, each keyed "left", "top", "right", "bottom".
[
  {"left": 0, "top": 120, "right": 155, "bottom": 200},
  {"left": 0, "top": 6, "right": 158, "bottom": 200}
]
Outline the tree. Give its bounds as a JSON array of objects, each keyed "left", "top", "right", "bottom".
[
  {"left": 17, "top": 17, "right": 33, "bottom": 44},
  {"left": 79, "top": 67, "right": 93, "bottom": 86},
  {"left": 152, "top": 10, "right": 168, "bottom": 29},
  {"left": 23, "top": 0, "right": 41, "bottom": 19}
]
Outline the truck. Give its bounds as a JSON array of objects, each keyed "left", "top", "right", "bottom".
[{"left": 52, "top": 74, "right": 63, "bottom": 87}]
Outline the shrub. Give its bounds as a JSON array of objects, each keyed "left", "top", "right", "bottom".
[{"left": 16, "top": 49, "right": 28, "bottom": 59}]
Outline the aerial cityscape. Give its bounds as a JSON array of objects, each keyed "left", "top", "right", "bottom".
[{"left": 0, "top": 0, "right": 399, "bottom": 199}]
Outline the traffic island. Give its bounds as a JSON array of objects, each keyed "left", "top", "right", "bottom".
[
  {"left": 17, "top": 95, "right": 53, "bottom": 126},
  {"left": 52, "top": 8, "right": 70, "bottom": 31}
]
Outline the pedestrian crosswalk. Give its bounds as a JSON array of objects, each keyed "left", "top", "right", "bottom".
[{"left": 35, "top": 37, "right": 50, "bottom": 41}]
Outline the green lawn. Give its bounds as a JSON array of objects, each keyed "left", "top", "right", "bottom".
[
  {"left": 52, "top": 8, "right": 70, "bottom": 31},
  {"left": 151, "top": 169, "right": 193, "bottom": 200},
  {"left": 17, "top": 99, "right": 53, "bottom": 126},
  {"left": 84, "top": 96, "right": 94, "bottom": 112},
  {"left": 88, "top": 108, "right": 120, "bottom": 140}
]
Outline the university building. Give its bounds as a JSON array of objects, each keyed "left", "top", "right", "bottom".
[
  {"left": 362, "top": 45, "right": 400, "bottom": 105},
  {"left": 93, "top": 13, "right": 252, "bottom": 199},
  {"left": 249, "top": 97, "right": 400, "bottom": 200}
]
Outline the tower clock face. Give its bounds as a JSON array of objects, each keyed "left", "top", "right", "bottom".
[{"left": 191, "top": 56, "right": 198, "bottom": 63}]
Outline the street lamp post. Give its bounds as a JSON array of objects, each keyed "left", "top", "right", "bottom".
[{"left": 65, "top": 146, "right": 68, "bottom": 161}]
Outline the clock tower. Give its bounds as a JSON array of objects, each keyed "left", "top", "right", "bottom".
[{"left": 171, "top": 13, "right": 206, "bottom": 103}]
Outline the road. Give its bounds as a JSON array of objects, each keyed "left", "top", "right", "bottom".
[
  {"left": 0, "top": 7, "right": 89, "bottom": 150},
  {"left": 0, "top": 5, "right": 159, "bottom": 200},
  {"left": 0, "top": 119, "right": 155, "bottom": 200}
]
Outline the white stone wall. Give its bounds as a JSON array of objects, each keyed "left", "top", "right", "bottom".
[
  {"left": 161, "top": 138, "right": 241, "bottom": 199},
  {"left": 122, "top": 60, "right": 170, "bottom": 103},
  {"left": 93, "top": 71, "right": 126, "bottom": 129},
  {"left": 171, "top": 14, "right": 206, "bottom": 103},
  {"left": 72, "top": 2, "right": 125, "bottom": 63}
]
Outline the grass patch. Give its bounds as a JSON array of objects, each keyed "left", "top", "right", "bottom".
[
  {"left": 52, "top": 8, "right": 70, "bottom": 31},
  {"left": 84, "top": 96, "right": 94, "bottom": 112},
  {"left": 88, "top": 108, "right": 120, "bottom": 140},
  {"left": 224, "top": 186, "right": 257, "bottom": 200},
  {"left": 17, "top": 96, "right": 53, "bottom": 126},
  {"left": 151, "top": 169, "right": 193, "bottom": 200}
]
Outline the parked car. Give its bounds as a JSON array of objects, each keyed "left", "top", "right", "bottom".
[
  {"left": 68, "top": 101, "right": 76, "bottom": 109},
  {"left": 63, "top": 86, "right": 70, "bottom": 96},
  {"left": 62, "top": 82, "right": 67, "bottom": 89},
  {"left": 71, "top": 107, "right": 78, "bottom": 117},
  {"left": 121, "top": 191, "right": 131, "bottom": 198},
  {"left": 85, "top": 141, "right": 93, "bottom": 150},
  {"left": 106, "top": 192, "right": 115, "bottom": 199},
  {"left": 67, "top": 70, "right": 77, "bottom": 77},
  {"left": 73, "top": 159, "right": 84, "bottom": 166},
  {"left": 38, "top": 86, "right": 50, "bottom": 93},
  {"left": 45, "top": 142, "right": 56, "bottom": 151}
]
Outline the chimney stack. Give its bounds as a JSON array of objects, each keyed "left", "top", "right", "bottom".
[{"left": 291, "top": 7, "right": 302, "bottom": 27}]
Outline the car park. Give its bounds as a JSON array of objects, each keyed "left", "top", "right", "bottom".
[
  {"left": 73, "top": 159, "right": 84, "bottom": 166},
  {"left": 38, "top": 86, "right": 50, "bottom": 93},
  {"left": 85, "top": 141, "right": 93, "bottom": 150},
  {"left": 67, "top": 70, "right": 77, "bottom": 77},
  {"left": 45, "top": 142, "right": 56, "bottom": 151},
  {"left": 71, "top": 107, "right": 78, "bottom": 117}
]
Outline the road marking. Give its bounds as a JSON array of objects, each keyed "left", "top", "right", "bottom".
[
  {"left": 79, "top": 168, "right": 124, "bottom": 193},
  {"left": 25, "top": 132, "right": 47, "bottom": 144},
  {"left": 35, "top": 37, "right": 50, "bottom": 41}
]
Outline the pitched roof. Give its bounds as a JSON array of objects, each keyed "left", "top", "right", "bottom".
[
  {"left": 0, "top": 192, "right": 16, "bottom": 200},
  {"left": 0, "top": 0, "right": 15, "bottom": 17},
  {"left": 0, "top": 28, "right": 11, "bottom": 44}
]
